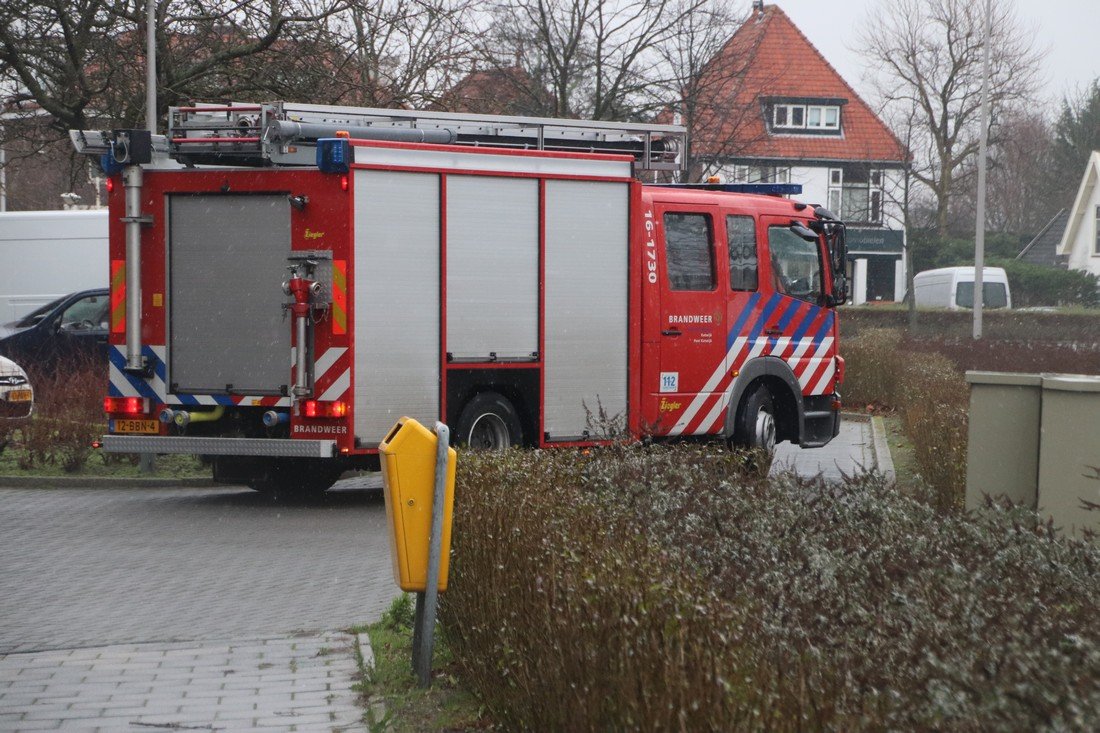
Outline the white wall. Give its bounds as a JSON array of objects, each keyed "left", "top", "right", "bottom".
[{"left": 792, "top": 165, "right": 830, "bottom": 208}]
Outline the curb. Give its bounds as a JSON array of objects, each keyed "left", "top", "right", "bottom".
[
  {"left": 356, "top": 631, "right": 389, "bottom": 724},
  {"left": 0, "top": 475, "right": 218, "bottom": 489},
  {"left": 868, "top": 415, "right": 896, "bottom": 481}
]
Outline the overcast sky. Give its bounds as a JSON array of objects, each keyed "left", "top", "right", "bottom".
[{"left": 771, "top": 0, "right": 1100, "bottom": 112}]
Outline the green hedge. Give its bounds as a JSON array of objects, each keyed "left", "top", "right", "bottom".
[
  {"left": 441, "top": 447, "right": 1100, "bottom": 731},
  {"left": 840, "top": 306, "right": 1100, "bottom": 344},
  {"left": 994, "top": 258, "right": 1100, "bottom": 308}
]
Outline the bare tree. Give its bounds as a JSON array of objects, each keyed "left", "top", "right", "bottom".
[
  {"left": 337, "top": 0, "right": 476, "bottom": 108},
  {"left": 650, "top": 0, "right": 748, "bottom": 180},
  {"left": 983, "top": 109, "right": 1056, "bottom": 235},
  {"left": 857, "top": 0, "right": 1044, "bottom": 236},
  {"left": 477, "top": 0, "right": 714, "bottom": 122},
  {"left": 0, "top": 1, "right": 351, "bottom": 132},
  {"left": 0, "top": 0, "right": 353, "bottom": 208}
]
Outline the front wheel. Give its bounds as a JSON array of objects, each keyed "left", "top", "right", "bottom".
[
  {"left": 455, "top": 392, "right": 523, "bottom": 450},
  {"left": 732, "top": 384, "right": 777, "bottom": 475}
]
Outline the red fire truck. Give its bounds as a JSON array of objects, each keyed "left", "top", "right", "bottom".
[{"left": 71, "top": 102, "right": 847, "bottom": 495}]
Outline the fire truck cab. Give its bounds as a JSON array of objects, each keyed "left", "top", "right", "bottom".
[
  {"left": 639, "top": 187, "right": 843, "bottom": 450},
  {"left": 71, "top": 102, "right": 846, "bottom": 496}
]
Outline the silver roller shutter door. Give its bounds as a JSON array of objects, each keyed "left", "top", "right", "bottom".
[
  {"left": 445, "top": 176, "right": 539, "bottom": 360},
  {"left": 544, "top": 180, "right": 629, "bottom": 439},
  {"left": 353, "top": 170, "right": 441, "bottom": 445}
]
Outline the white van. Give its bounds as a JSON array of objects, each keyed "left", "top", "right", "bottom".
[
  {"left": 0, "top": 210, "right": 108, "bottom": 327},
  {"left": 911, "top": 266, "right": 1012, "bottom": 310}
]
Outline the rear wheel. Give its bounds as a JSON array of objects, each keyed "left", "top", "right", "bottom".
[
  {"left": 733, "top": 384, "right": 777, "bottom": 475},
  {"left": 456, "top": 392, "right": 522, "bottom": 450}
]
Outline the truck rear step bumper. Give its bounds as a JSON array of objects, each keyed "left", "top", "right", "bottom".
[{"left": 101, "top": 435, "right": 336, "bottom": 458}]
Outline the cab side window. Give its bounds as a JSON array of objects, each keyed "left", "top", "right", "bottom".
[
  {"left": 663, "top": 212, "right": 715, "bottom": 291},
  {"left": 727, "top": 215, "right": 758, "bottom": 291},
  {"left": 768, "top": 226, "right": 823, "bottom": 303}
]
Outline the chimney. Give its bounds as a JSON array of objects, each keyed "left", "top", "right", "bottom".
[{"left": 752, "top": 0, "right": 765, "bottom": 13}]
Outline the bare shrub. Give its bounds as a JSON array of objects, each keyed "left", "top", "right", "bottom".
[
  {"left": 840, "top": 327, "right": 903, "bottom": 408},
  {"left": 441, "top": 447, "right": 1100, "bottom": 731},
  {"left": 895, "top": 351, "right": 969, "bottom": 512},
  {"left": 17, "top": 355, "right": 106, "bottom": 472}
]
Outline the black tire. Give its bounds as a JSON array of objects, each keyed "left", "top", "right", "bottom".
[
  {"left": 732, "top": 384, "right": 777, "bottom": 475},
  {"left": 248, "top": 459, "right": 343, "bottom": 500},
  {"left": 455, "top": 392, "right": 523, "bottom": 450}
]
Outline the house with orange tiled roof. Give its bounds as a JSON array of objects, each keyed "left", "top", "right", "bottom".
[
  {"left": 437, "top": 65, "right": 555, "bottom": 117},
  {"left": 690, "top": 2, "right": 910, "bottom": 303}
]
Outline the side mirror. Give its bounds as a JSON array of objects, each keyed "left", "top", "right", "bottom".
[{"left": 789, "top": 223, "right": 818, "bottom": 242}]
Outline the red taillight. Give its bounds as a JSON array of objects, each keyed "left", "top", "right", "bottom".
[
  {"left": 105, "top": 177, "right": 115, "bottom": 193},
  {"left": 340, "top": 175, "right": 349, "bottom": 191},
  {"left": 104, "top": 396, "right": 148, "bottom": 415},
  {"left": 302, "top": 400, "right": 348, "bottom": 419}
]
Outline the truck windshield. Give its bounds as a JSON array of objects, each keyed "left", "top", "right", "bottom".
[
  {"left": 955, "top": 282, "right": 1008, "bottom": 309},
  {"left": 768, "top": 226, "right": 823, "bottom": 304}
]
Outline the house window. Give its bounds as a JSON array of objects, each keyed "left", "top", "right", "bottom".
[
  {"left": 827, "top": 167, "right": 885, "bottom": 224},
  {"left": 771, "top": 103, "right": 841, "bottom": 132},
  {"left": 732, "top": 165, "right": 790, "bottom": 184}
]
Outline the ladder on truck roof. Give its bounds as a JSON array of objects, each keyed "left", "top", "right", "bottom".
[{"left": 167, "top": 101, "right": 684, "bottom": 172}]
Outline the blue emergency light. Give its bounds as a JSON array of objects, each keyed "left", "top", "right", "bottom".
[{"left": 317, "top": 138, "right": 351, "bottom": 173}]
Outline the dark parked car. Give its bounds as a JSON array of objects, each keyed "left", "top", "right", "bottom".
[{"left": 0, "top": 289, "right": 109, "bottom": 371}]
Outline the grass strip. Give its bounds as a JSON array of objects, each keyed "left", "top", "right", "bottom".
[{"left": 350, "top": 595, "right": 489, "bottom": 732}]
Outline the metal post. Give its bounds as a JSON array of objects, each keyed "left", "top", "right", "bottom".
[
  {"left": 412, "top": 422, "right": 450, "bottom": 688},
  {"left": 0, "top": 121, "right": 6, "bottom": 212},
  {"left": 123, "top": 165, "right": 144, "bottom": 371},
  {"left": 973, "top": 0, "right": 993, "bottom": 340},
  {"left": 146, "top": 0, "right": 157, "bottom": 134}
]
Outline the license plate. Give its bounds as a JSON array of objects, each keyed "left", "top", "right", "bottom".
[
  {"left": 112, "top": 419, "right": 159, "bottom": 434},
  {"left": 7, "top": 389, "right": 32, "bottom": 402}
]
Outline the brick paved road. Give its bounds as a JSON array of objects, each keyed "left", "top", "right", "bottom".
[{"left": 0, "top": 479, "right": 398, "bottom": 656}]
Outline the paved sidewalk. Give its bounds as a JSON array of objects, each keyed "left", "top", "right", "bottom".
[
  {"left": 772, "top": 414, "right": 879, "bottom": 481},
  {"left": 0, "top": 631, "right": 367, "bottom": 732}
]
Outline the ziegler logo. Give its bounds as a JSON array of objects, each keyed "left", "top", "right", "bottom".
[
  {"left": 659, "top": 398, "right": 682, "bottom": 412},
  {"left": 304, "top": 228, "right": 325, "bottom": 240}
]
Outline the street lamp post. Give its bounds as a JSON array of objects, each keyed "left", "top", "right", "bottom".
[
  {"left": 973, "top": 0, "right": 993, "bottom": 340},
  {"left": 146, "top": 0, "right": 156, "bottom": 134}
]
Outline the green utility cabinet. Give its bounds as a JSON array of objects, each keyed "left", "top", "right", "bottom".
[
  {"left": 965, "top": 372, "right": 1042, "bottom": 510},
  {"left": 1037, "top": 375, "right": 1100, "bottom": 540}
]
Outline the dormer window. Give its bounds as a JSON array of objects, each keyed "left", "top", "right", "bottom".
[{"left": 766, "top": 98, "right": 845, "bottom": 135}]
